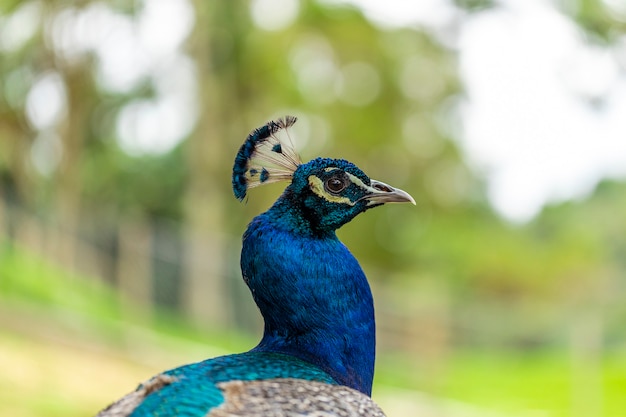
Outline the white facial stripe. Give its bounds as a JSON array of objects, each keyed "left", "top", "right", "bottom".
[
  {"left": 345, "top": 172, "right": 371, "bottom": 190},
  {"left": 345, "top": 173, "right": 388, "bottom": 206}
]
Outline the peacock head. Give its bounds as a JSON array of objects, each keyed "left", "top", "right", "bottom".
[{"left": 232, "top": 116, "right": 415, "bottom": 232}]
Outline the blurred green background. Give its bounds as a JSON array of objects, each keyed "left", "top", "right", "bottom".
[{"left": 1, "top": 0, "right": 625, "bottom": 416}]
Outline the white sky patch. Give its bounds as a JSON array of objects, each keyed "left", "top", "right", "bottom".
[
  {"left": 320, "top": 0, "right": 457, "bottom": 29},
  {"left": 250, "top": 0, "right": 300, "bottom": 31},
  {"left": 0, "top": 1, "right": 42, "bottom": 52},
  {"left": 41, "top": 0, "right": 197, "bottom": 156},
  {"left": 93, "top": 15, "right": 151, "bottom": 92},
  {"left": 458, "top": 0, "right": 626, "bottom": 221},
  {"left": 342, "top": 0, "right": 626, "bottom": 222},
  {"left": 602, "top": 0, "right": 626, "bottom": 20},
  {"left": 138, "top": 0, "right": 194, "bottom": 58},
  {"left": 116, "top": 55, "right": 199, "bottom": 156},
  {"left": 25, "top": 71, "right": 67, "bottom": 131},
  {"left": 117, "top": 99, "right": 183, "bottom": 156}
]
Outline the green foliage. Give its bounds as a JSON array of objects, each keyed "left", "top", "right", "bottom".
[
  {"left": 0, "top": 241, "right": 122, "bottom": 318},
  {"left": 560, "top": 0, "right": 626, "bottom": 41},
  {"left": 81, "top": 144, "right": 188, "bottom": 219},
  {"left": 0, "top": 240, "right": 255, "bottom": 348},
  {"left": 377, "top": 349, "right": 626, "bottom": 417},
  {"left": 441, "top": 350, "right": 626, "bottom": 417},
  {"left": 1, "top": 1, "right": 626, "bottom": 415},
  {"left": 454, "top": 0, "right": 494, "bottom": 12}
]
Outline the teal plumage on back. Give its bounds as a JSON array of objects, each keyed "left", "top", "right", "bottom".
[
  {"left": 97, "top": 117, "right": 414, "bottom": 417},
  {"left": 124, "top": 353, "right": 336, "bottom": 417}
]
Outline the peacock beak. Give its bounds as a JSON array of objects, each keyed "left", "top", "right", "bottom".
[{"left": 361, "top": 179, "right": 416, "bottom": 205}]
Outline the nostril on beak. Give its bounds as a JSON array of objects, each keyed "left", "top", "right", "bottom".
[{"left": 373, "top": 183, "right": 392, "bottom": 192}]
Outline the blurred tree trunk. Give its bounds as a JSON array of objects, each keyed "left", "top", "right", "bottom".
[
  {"left": 184, "top": 2, "right": 246, "bottom": 327},
  {"left": 117, "top": 216, "right": 153, "bottom": 317},
  {"left": 52, "top": 62, "right": 94, "bottom": 272},
  {"left": 0, "top": 106, "right": 35, "bottom": 249},
  {"left": 0, "top": 124, "right": 31, "bottom": 206}
]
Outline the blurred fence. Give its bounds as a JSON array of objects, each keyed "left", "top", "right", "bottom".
[
  {"left": 4, "top": 189, "right": 608, "bottom": 365},
  {"left": 0, "top": 193, "right": 448, "bottom": 357},
  {"left": 0, "top": 193, "right": 258, "bottom": 331}
]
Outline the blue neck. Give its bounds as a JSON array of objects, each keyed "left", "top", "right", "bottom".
[{"left": 240, "top": 198, "right": 376, "bottom": 395}]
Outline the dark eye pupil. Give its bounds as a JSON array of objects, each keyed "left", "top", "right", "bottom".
[{"left": 326, "top": 177, "right": 346, "bottom": 193}]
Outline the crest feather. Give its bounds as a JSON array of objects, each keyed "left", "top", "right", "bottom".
[{"left": 232, "top": 116, "right": 302, "bottom": 201}]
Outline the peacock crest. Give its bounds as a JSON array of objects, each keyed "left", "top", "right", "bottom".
[
  {"left": 232, "top": 116, "right": 302, "bottom": 201},
  {"left": 97, "top": 116, "right": 414, "bottom": 417}
]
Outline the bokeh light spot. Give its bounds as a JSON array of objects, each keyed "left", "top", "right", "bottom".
[
  {"left": 30, "top": 131, "right": 63, "bottom": 177},
  {"left": 138, "top": 0, "right": 194, "bottom": 57},
  {"left": 250, "top": 0, "right": 300, "bottom": 31},
  {"left": 116, "top": 97, "right": 195, "bottom": 157},
  {"left": 336, "top": 62, "right": 381, "bottom": 107},
  {"left": 25, "top": 71, "right": 67, "bottom": 131},
  {"left": 0, "top": 1, "right": 42, "bottom": 52},
  {"left": 399, "top": 55, "right": 444, "bottom": 103},
  {"left": 290, "top": 35, "right": 338, "bottom": 104},
  {"left": 402, "top": 113, "right": 443, "bottom": 159}
]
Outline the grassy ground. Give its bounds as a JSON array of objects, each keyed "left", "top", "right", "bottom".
[
  {"left": 1, "top": 243, "right": 625, "bottom": 417},
  {"left": 0, "top": 323, "right": 157, "bottom": 417}
]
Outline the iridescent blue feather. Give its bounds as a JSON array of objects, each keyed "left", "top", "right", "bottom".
[
  {"left": 97, "top": 116, "right": 415, "bottom": 417},
  {"left": 128, "top": 353, "right": 336, "bottom": 417}
]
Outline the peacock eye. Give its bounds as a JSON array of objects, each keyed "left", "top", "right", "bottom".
[{"left": 325, "top": 175, "right": 348, "bottom": 194}]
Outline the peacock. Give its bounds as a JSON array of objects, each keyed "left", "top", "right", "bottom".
[{"left": 97, "top": 116, "right": 415, "bottom": 417}]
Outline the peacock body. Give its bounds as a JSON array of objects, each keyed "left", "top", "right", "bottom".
[{"left": 97, "top": 116, "right": 414, "bottom": 417}]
